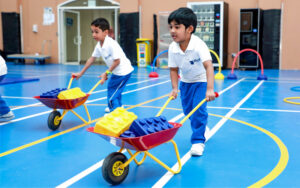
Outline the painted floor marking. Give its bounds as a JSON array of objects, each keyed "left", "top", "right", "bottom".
[
  {"left": 152, "top": 80, "right": 264, "bottom": 188},
  {"left": 0, "top": 80, "right": 170, "bottom": 126},
  {"left": 211, "top": 114, "right": 289, "bottom": 188},
  {"left": 55, "top": 79, "right": 246, "bottom": 187},
  {"left": 0, "top": 94, "right": 170, "bottom": 157}
]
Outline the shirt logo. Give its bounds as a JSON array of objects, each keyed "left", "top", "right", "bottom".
[
  {"left": 189, "top": 58, "right": 201, "bottom": 65},
  {"left": 104, "top": 54, "right": 111, "bottom": 60}
]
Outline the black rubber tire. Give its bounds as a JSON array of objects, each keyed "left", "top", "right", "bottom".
[
  {"left": 102, "top": 152, "right": 129, "bottom": 185},
  {"left": 47, "top": 111, "right": 62, "bottom": 130}
]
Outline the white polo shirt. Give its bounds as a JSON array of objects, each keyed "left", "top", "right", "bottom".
[
  {"left": 92, "top": 36, "right": 134, "bottom": 76},
  {"left": 0, "top": 55, "right": 7, "bottom": 76},
  {"left": 168, "top": 34, "right": 212, "bottom": 83}
]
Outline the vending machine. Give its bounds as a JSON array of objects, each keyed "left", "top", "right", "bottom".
[{"left": 188, "top": 2, "right": 228, "bottom": 67}]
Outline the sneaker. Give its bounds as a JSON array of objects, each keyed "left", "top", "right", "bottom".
[
  {"left": 0, "top": 111, "right": 15, "bottom": 122},
  {"left": 190, "top": 143, "right": 205, "bottom": 156},
  {"left": 105, "top": 107, "right": 110, "bottom": 113}
]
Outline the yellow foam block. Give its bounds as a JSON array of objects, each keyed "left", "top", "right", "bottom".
[
  {"left": 57, "top": 87, "right": 86, "bottom": 100},
  {"left": 94, "top": 107, "right": 137, "bottom": 137}
]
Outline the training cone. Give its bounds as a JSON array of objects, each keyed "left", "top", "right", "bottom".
[
  {"left": 149, "top": 72, "right": 159, "bottom": 78},
  {"left": 215, "top": 73, "right": 225, "bottom": 80}
]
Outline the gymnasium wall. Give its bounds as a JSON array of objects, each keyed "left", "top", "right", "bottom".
[{"left": 0, "top": 0, "right": 300, "bottom": 70}]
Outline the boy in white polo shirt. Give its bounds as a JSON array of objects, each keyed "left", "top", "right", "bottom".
[
  {"left": 0, "top": 55, "right": 15, "bottom": 122},
  {"left": 168, "top": 7, "right": 215, "bottom": 156},
  {"left": 72, "top": 18, "right": 134, "bottom": 113}
]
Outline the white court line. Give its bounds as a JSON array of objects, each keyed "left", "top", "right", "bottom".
[
  {"left": 55, "top": 113, "right": 185, "bottom": 188},
  {"left": 56, "top": 150, "right": 126, "bottom": 188},
  {"left": 0, "top": 111, "right": 52, "bottom": 126},
  {"left": 152, "top": 80, "right": 264, "bottom": 188},
  {"left": 91, "top": 76, "right": 168, "bottom": 95},
  {"left": 2, "top": 96, "right": 37, "bottom": 99},
  {"left": 11, "top": 102, "right": 42, "bottom": 110},
  {"left": 0, "top": 80, "right": 170, "bottom": 126},
  {"left": 3, "top": 77, "right": 169, "bottom": 110},
  {"left": 87, "top": 80, "right": 170, "bottom": 104},
  {"left": 55, "top": 79, "right": 246, "bottom": 187},
  {"left": 209, "top": 106, "right": 300, "bottom": 113}
]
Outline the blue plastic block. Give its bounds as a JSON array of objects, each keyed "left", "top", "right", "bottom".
[
  {"left": 120, "top": 130, "right": 136, "bottom": 138},
  {"left": 129, "top": 119, "right": 151, "bottom": 136},
  {"left": 129, "top": 116, "right": 173, "bottom": 136},
  {"left": 40, "top": 88, "right": 67, "bottom": 98}
]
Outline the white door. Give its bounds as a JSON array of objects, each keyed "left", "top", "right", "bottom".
[{"left": 63, "top": 10, "right": 81, "bottom": 64}]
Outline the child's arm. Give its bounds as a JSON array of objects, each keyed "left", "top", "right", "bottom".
[
  {"left": 203, "top": 60, "right": 215, "bottom": 101},
  {"left": 99, "top": 59, "right": 120, "bottom": 85},
  {"left": 169, "top": 67, "right": 179, "bottom": 99},
  {"left": 72, "top": 57, "right": 96, "bottom": 79}
]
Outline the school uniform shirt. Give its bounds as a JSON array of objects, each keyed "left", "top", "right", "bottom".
[
  {"left": 92, "top": 36, "right": 133, "bottom": 76},
  {"left": 0, "top": 55, "right": 7, "bottom": 76},
  {"left": 168, "top": 34, "right": 212, "bottom": 83}
]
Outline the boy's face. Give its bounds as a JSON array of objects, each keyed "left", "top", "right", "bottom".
[
  {"left": 169, "top": 20, "right": 193, "bottom": 43},
  {"left": 91, "top": 25, "right": 108, "bottom": 42}
]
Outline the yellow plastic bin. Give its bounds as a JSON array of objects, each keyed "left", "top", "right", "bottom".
[{"left": 136, "top": 38, "right": 153, "bottom": 67}]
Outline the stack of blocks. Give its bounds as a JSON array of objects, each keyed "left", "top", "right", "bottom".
[
  {"left": 94, "top": 107, "right": 137, "bottom": 137},
  {"left": 120, "top": 116, "right": 173, "bottom": 138},
  {"left": 40, "top": 88, "right": 67, "bottom": 98},
  {"left": 57, "top": 87, "right": 86, "bottom": 100}
]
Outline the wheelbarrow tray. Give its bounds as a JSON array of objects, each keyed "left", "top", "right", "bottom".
[
  {"left": 87, "top": 122, "right": 182, "bottom": 151},
  {"left": 34, "top": 94, "right": 90, "bottom": 110}
]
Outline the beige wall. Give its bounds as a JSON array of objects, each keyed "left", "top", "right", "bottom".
[
  {"left": 280, "top": 0, "right": 300, "bottom": 70},
  {"left": 130, "top": 0, "right": 283, "bottom": 69},
  {"left": 0, "top": 0, "right": 299, "bottom": 69},
  {"left": 0, "top": 0, "right": 65, "bottom": 63}
]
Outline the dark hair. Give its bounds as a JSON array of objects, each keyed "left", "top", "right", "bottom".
[
  {"left": 91, "top": 18, "right": 110, "bottom": 31},
  {"left": 168, "top": 7, "right": 197, "bottom": 33}
]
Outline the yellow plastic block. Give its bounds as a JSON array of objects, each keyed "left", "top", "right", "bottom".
[
  {"left": 57, "top": 87, "right": 86, "bottom": 99},
  {"left": 94, "top": 107, "right": 137, "bottom": 137}
]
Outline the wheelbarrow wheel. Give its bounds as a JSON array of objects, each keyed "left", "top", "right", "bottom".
[
  {"left": 48, "top": 111, "right": 62, "bottom": 130},
  {"left": 102, "top": 152, "right": 129, "bottom": 185}
]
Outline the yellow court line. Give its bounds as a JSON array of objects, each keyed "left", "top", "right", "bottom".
[
  {"left": 210, "top": 114, "right": 289, "bottom": 188},
  {"left": 0, "top": 94, "right": 169, "bottom": 158},
  {"left": 0, "top": 119, "right": 98, "bottom": 158},
  {"left": 131, "top": 106, "right": 288, "bottom": 187},
  {"left": 283, "top": 97, "right": 300, "bottom": 105},
  {"left": 2, "top": 102, "right": 289, "bottom": 187}
]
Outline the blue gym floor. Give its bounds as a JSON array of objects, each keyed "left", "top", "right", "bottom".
[{"left": 1, "top": 63, "right": 300, "bottom": 187}]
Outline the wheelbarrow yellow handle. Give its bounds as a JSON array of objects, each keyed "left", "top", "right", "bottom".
[
  {"left": 88, "top": 79, "right": 103, "bottom": 94},
  {"left": 179, "top": 92, "right": 219, "bottom": 125},
  {"left": 67, "top": 76, "right": 75, "bottom": 89},
  {"left": 156, "top": 96, "right": 174, "bottom": 117}
]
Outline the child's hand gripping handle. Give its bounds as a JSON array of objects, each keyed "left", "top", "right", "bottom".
[
  {"left": 156, "top": 96, "right": 174, "bottom": 117},
  {"left": 179, "top": 92, "right": 219, "bottom": 125}
]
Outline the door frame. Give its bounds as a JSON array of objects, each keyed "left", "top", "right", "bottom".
[
  {"left": 62, "top": 10, "right": 81, "bottom": 64},
  {"left": 57, "top": 0, "right": 120, "bottom": 64}
]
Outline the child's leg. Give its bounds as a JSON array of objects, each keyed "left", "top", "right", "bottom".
[
  {"left": 0, "top": 75, "right": 10, "bottom": 115},
  {"left": 107, "top": 73, "right": 131, "bottom": 111},
  {"left": 180, "top": 82, "right": 208, "bottom": 144}
]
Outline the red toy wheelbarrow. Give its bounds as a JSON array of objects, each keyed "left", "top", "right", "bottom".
[
  {"left": 88, "top": 92, "right": 219, "bottom": 185},
  {"left": 34, "top": 76, "right": 102, "bottom": 130}
]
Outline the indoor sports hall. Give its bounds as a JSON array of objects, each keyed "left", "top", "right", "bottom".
[
  {"left": 1, "top": 65, "right": 299, "bottom": 187},
  {"left": 1, "top": 0, "right": 300, "bottom": 187}
]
